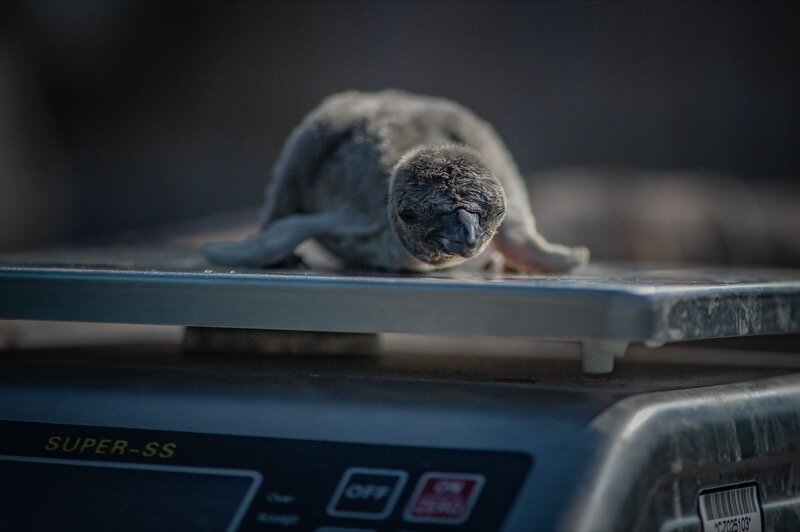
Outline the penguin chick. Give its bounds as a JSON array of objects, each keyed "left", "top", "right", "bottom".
[{"left": 203, "top": 90, "right": 589, "bottom": 273}]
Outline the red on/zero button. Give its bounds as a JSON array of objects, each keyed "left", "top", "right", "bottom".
[{"left": 403, "top": 472, "right": 486, "bottom": 525}]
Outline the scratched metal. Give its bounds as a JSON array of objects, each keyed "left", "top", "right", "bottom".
[
  {"left": 563, "top": 373, "right": 800, "bottom": 532},
  {"left": 1, "top": 244, "right": 799, "bottom": 343}
]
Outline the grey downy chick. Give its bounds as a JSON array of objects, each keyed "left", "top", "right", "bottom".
[{"left": 203, "top": 90, "right": 589, "bottom": 273}]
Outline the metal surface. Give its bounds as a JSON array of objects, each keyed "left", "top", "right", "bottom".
[
  {"left": 1, "top": 244, "right": 800, "bottom": 345},
  {"left": 0, "top": 346, "right": 798, "bottom": 531},
  {"left": 564, "top": 373, "right": 800, "bottom": 531}
]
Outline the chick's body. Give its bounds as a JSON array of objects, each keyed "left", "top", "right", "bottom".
[{"left": 204, "top": 90, "right": 589, "bottom": 273}]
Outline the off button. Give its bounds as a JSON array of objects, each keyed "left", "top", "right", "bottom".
[{"left": 326, "top": 468, "right": 408, "bottom": 520}]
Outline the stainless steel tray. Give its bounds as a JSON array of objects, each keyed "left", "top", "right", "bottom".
[{"left": 2, "top": 242, "right": 799, "bottom": 372}]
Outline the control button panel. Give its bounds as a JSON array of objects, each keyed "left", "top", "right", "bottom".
[
  {"left": 326, "top": 468, "right": 408, "bottom": 520},
  {"left": 403, "top": 472, "right": 486, "bottom": 525},
  {"left": 0, "top": 420, "right": 532, "bottom": 531}
]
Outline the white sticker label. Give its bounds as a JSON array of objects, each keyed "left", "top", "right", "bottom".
[{"left": 698, "top": 483, "right": 763, "bottom": 532}]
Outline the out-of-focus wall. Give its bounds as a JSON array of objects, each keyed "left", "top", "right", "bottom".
[{"left": 1, "top": 1, "right": 798, "bottom": 263}]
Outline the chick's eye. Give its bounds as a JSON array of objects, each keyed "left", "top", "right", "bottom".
[{"left": 399, "top": 209, "right": 420, "bottom": 223}]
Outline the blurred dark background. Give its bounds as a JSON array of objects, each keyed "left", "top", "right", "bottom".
[{"left": 1, "top": 1, "right": 798, "bottom": 265}]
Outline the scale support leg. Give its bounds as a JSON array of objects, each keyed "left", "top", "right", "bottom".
[
  {"left": 182, "top": 327, "right": 379, "bottom": 355},
  {"left": 580, "top": 339, "right": 629, "bottom": 374}
]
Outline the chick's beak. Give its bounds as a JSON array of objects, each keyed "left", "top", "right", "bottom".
[{"left": 439, "top": 208, "right": 481, "bottom": 257}]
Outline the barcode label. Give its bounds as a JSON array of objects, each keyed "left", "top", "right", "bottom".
[{"left": 698, "top": 483, "right": 762, "bottom": 532}]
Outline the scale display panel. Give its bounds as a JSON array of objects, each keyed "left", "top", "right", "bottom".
[
  {"left": 0, "top": 420, "right": 532, "bottom": 531},
  {"left": 0, "top": 456, "right": 260, "bottom": 532}
]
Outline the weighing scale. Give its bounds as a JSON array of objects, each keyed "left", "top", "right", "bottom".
[{"left": 1, "top": 226, "right": 799, "bottom": 531}]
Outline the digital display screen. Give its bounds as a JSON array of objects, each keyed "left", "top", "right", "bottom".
[{"left": 0, "top": 456, "right": 261, "bottom": 532}]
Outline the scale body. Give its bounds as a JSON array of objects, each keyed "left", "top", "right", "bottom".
[{"left": 1, "top": 242, "right": 799, "bottom": 531}]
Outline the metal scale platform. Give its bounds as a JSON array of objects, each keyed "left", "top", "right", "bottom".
[{"left": 1, "top": 235, "right": 799, "bottom": 531}]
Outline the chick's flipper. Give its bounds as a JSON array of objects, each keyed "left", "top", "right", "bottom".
[
  {"left": 494, "top": 223, "right": 590, "bottom": 274},
  {"left": 203, "top": 210, "right": 380, "bottom": 268}
]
